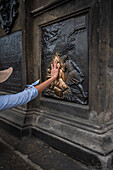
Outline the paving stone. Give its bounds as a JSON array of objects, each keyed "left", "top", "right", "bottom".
[
  {"left": 0, "top": 142, "right": 39, "bottom": 170},
  {"left": 0, "top": 127, "right": 21, "bottom": 147},
  {"left": 0, "top": 127, "right": 92, "bottom": 170},
  {"left": 15, "top": 136, "right": 46, "bottom": 155},
  {"left": 29, "top": 145, "right": 88, "bottom": 170}
]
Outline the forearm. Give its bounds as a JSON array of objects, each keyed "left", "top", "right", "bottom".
[
  {"left": 0, "top": 87, "right": 38, "bottom": 111},
  {"left": 35, "top": 77, "right": 56, "bottom": 94}
]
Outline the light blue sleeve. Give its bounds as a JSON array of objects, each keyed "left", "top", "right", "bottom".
[{"left": 0, "top": 80, "right": 40, "bottom": 111}]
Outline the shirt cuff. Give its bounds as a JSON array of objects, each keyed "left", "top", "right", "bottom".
[{"left": 26, "top": 79, "right": 40, "bottom": 88}]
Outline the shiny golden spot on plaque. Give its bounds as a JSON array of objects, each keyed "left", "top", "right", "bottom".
[
  {"left": 45, "top": 52, "right": 87, "bottom": 104},
  {"left": 47, "top": 53, "right": 68, "bottom": 97}
]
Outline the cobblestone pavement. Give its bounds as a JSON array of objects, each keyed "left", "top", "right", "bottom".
[{"left": 0, "top": 127, "right": 92, "bottom": 170}]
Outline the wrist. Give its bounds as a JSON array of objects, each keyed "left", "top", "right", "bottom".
[{"left": 50, "top": 76, "right": 56, "bottom": 81}]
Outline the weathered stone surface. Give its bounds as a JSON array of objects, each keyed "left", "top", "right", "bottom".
[
  {"left": 0, "top": 127, "right": 90, "bottom": 170},
  {"left": 0, "top": 143, "right": 38, "bottom": 170}
]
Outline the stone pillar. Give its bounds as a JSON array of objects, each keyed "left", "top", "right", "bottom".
[
  {"left": 0, "top": 0, "right": 34, "bottom": 137},
  {"left": 30, "top": 0, "right": 113, "bottom": 169}
]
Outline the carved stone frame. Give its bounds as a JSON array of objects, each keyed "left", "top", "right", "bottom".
[
  {"left": 32, "top": 7, "right": 90, "bottom": 120},
  {"left": 30, "top": 0, "right": 112, "bottom": 125}
]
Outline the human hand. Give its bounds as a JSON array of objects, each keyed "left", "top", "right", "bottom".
[{"left": 51, "top": 61, "right": 60, "bottom": 80}]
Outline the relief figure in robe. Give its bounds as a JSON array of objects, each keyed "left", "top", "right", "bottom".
[
  {"left": 45, "top": 53, "right": 87, "bottom": 104},
  {"left": 63, "top": 55, "right": 86, "bottom": 100}
]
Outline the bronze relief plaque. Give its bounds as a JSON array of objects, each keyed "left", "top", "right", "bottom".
[
  {"left": 41, "top": 15, "right": 88, "bottom": 104},
  {"left": 0, "top": 31, "right": 22, "bottom": 92}
]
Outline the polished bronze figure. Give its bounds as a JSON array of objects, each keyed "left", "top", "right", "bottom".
[
  {"left": 46, "top": 53, "right": 68, "bottom": 97},
  {"left": 44, "top": 53, "right": 87, "bottom": 104}
]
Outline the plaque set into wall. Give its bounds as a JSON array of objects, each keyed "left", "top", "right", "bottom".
[
  {"left": 41, "top": 14, "right": 88, "bottom": 105},
  {"left": 0, "top": 31, "right": 23, "bottom": 92}
]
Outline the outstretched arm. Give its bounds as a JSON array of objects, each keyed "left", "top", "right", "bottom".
[
  {"left": 0, "top": 61, "right": 60, "bottom": 111},
  {"left": 35, "top": 61, "right": 60, "bottom": 94}
]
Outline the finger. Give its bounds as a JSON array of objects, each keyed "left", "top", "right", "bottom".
[
  {"left": 54, "top": 61, "right": 57, "bottom": 68},
  {"left": 51, "top": 64, "right": 53, "bottom": 70},
  {"left": 55, "top": 61, "right": 57, "bottom": 68}
]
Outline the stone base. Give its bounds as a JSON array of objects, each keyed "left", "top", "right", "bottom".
[
  {"left": 1, "top": 108, "right": 113, "bottom": 169},
  {"left": 32, "top": 127, "right": 113, "bottom": 170},
  {"left": 32, "top": 107, "right": 113, "bottom": 170},
  {"left": 0, "top": 118, "right": 30, "bottom": 138},
  {"left": 0, "top": 108, "right": 32, "bottom": 138}
]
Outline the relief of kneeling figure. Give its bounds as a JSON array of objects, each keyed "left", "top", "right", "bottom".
[{"left": 46, "top": 53, "right": 87, "bottom": 104}]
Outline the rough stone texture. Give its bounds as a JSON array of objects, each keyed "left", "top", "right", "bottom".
[
  {"left": 0, "top": 127, "right": 92, "bottom": 170},
  {"left": 0, "top": 143, "right": 38, "bottom": 170}
]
